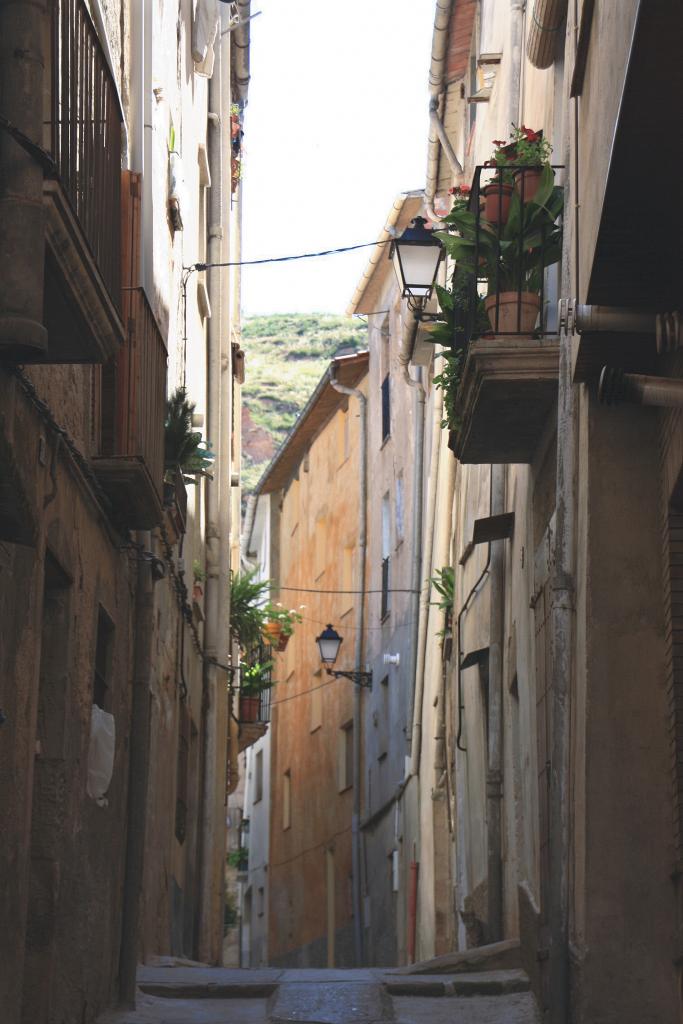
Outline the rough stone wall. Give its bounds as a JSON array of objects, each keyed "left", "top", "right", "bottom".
[{"left": 0, "top": 369, "right": 135, "bottom": 1024}]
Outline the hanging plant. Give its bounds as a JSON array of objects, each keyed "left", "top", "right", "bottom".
[{"left": 164, "top": 387, "right": 215, "bottom": 482}]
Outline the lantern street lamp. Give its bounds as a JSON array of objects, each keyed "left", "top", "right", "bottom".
[
  {"left": 389, "top": 216, "right": 444, "bottom": 317},
  {"left": 315, "top": 625, "right": 372, "bottom": 689}
]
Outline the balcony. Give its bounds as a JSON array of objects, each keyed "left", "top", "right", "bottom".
[
  {"left": 237, "top": 646, "right": 271, "bottom": 753},
  {"left": 40, "top": 0, "right": 124, "bottom": 363},
  {"left": 438, "top": 165, "right": 563, "bottom": 464},
  {"left": 93, "top": 288, "right": 167, "bottom": 529}
]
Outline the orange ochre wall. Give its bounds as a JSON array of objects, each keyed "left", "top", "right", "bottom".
[{"left": 267, "top": 380, "right": 367, "bottom": 966}]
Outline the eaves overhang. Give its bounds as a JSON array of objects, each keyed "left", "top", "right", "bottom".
[{"left": 253, "top": 350, "right": 369, "bottom": 497}]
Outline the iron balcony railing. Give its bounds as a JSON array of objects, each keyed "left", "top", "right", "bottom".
[
  {"left": 49, "top": 0, "right": 122, "bottom": 308},
  {"left": 449, "top": 165, "right": 564, "bottom": 351},
  {"left": 102, "top": 288, "right": 167, "bottom": 497}
]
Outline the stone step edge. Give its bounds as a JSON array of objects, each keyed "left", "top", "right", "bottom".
[
  {"left": 385, "top": 938, "right": 522, "bottom": 976},
  {"left": 384, "top": 968, "right": 531, "bottom": 998}
]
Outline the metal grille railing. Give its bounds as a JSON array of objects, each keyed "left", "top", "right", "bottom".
[
  {"left": 103, "top": 288, "right": 167, "bottom": 498},
  {"left": 49, "top": 0, "right": 122, "bottom": 307},
  {"left": 450, "top": 165, "right": 564, "bottom": 350}
]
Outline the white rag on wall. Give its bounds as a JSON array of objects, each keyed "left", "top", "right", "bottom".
[
  {"left": 192, "top": 0, "right": 219, "bottom": 77},
  {"left": 87, "top": 705, "right": 116, "bottom": 806}
]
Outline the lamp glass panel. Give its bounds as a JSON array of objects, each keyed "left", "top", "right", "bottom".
[
  {"left": 317, "top": 633, "right": 342, "bottom": 664},
  {"left": 394, "top": 243, "right": 441, "bottom": 297}
]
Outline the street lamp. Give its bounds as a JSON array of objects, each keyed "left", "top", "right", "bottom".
[
  {"left": 389, "top": 216, "right": 444, "bottom": 316},
  {"left": 315, "top": 624, "right": 372, "bottom": 689}
]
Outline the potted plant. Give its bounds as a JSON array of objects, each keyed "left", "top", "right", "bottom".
[
  {"left": 262, "top": 602, "right": 304, "bottom": 651},
  {"left": 192, "top": 560, "right": 206, "bottom": 601},
  {"left": 436, "top": 164, "right": 563, "bottom": 335},
  {"left": 429, "top": 566, "right": 455, "bottom": 640},
  {"left": 230, "top": 570, "right": 272, "bottom": 649},
  {"left": 507, "top": 125, "right": 553, "bottom": 202},
  {"left": 227, "top": 846, "right": 249, "bottom": 871},
  {"left": 481, "top": 139, "right": 518, "bottom": 224},
  {"left": 239, "top": 658, "right": 274, "bottom": 723},
  {"left": 164, "top": 387, "right": 215, "bottom": 485}
]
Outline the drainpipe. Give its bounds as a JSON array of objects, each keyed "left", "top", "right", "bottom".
[
  {"left": 487, "top": 465, "right": 505, "bottom": 942},
  {"left": 199, "top": 34, "right": 224, "bottom": 965},
  {"left": 548, "top": 2, "right": 579, "bottom": 1014},
  {"left": 118, "top": 534, "right": 155, "bottom": 1005},
  {"left": 410, "top": 378, "right": 443, "bottom": 775},
  {"left": 424, "top": 0, "right": 462, "bottom": 223},
  {"left": 404, "top": 364, "right": 425, "bottom": 762},
  {"left": 599, "top": 369, "right": 683, "bottom": 409},
  {"left": 329, "top": 367, "right": 367, "bottom": 968}
]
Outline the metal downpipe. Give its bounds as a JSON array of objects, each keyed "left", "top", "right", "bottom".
[{"left": 486, "top": 466, "right": 505, "bottom": 943}]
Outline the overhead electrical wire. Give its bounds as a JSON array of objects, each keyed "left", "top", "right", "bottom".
[{"left": 186, "top": 238, "right": 392, "bottom": 273}]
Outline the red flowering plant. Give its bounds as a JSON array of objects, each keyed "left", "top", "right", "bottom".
[
  {"left": 509, "top": 125, "right": 552, "bottom": 166},
  {"left": 448, "top": 183, "right": 472, "bottom": 212}
]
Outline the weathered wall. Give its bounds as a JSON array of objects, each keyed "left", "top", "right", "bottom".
[
  {"left": 267, "top": 379, "right": 367, "bottom": 967},
  {"left": 0, "top": 371, "right": 135, "bottom": 1024}
]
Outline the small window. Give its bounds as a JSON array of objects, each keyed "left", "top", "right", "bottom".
[
  {"left": 381, "top": 496, "right": 391, "bottom": 619},
  {"left": 338, "top": 723, "right": 353, "bottom": 792},
  {"left": 257, "top": 886, "right": 265, "bottom": 917},
  {"left": 310, "top": 685, "right": 322, "bottom": 733},
  {"left": 254, "top": 749, "right": 263, "bottom": 803},
  {"left": 283, "top": 770, "right": 291, "bottom": 830},
  {"left": 396, "top": 474, "right": 405, "bottom": 543},
  {"left": 381, "top": 374, "right": 391, "bottom": 442},
  {"left": 93, "top": 606, "right": 114, "bottom": 710}
]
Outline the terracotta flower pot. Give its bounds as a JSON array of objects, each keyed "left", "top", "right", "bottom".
[
  {"left": 239, "top": 695, "right": 260, "bottom": 723},
  {"left": 262, "top": 621, "right": 282, "bottom": 646},
  {"left": 482, "top": 181, "right": 514, "bottom": 224},
  {"left": 277, "top": 633, "right": 290, "bottom": 652},
  {"left": 484, "top": 292, "right": 541, "bottom": 334},
  {"left": 513, "top": 167, "right": 545, "bottom": 203}
]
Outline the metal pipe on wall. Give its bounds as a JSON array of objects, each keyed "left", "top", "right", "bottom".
[
  {"left": 118, "top": 534, "right": 155, "bottom": 1005},
  {"left": 486, "top": 465, "right": 505, "bottom": 943},
  {"left": 329, "top": 368, "right": 367, "bottom": 968},
  {"left": 198, "top": 33, "right": 224, "bottom": 964}
]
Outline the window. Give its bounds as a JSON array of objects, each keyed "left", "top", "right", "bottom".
[
  {"left": 396, "top": 473, "right": 405, "bottom": 543},
  {"left": 93, "top": 606, "right": 114, "bottom": 710},
  {"left": 381, "top": 495, "right": 391, "bottom": 620},
  {"left": 381, "top": 374, "right": 391, "bottom": 442},
  {"left": 257, "top": 886, "right": 265, "bottom": 917},
  {"left": 315, "top": 515, "right": 327, "bottom": 580},
  {"left": 254, "top": 749, "right": 263, "bottom": 803},
  {"left": 282, "top": 770, "right": 291, "bottom": 830},
  {"left": 338, "top": 722, "right": 353, "bottom": 792}
]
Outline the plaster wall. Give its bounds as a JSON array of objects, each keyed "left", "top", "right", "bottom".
[
  {"left": 267, "top": 378, "right": 367, "bottom": 966},
  {"left": 361, "top": 282, "right": 419, "bottom": 967}
]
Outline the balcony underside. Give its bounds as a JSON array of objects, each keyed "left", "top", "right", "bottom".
[
  {"left": 40, "top": 179, "right": 123, "bottom": 364},
  {"left": 452, "top": 336, "right": 559, "bottom": 464},
  {"left": 238, "top": 722, "right": 268, "bottom": 754},
  {"left": 92, "top": 456, "right": 162, "bottom": 530}
]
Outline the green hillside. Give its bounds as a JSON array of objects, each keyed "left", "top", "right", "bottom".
[{"left": 240, "top": 313, "right": 367, "bottom": 496}]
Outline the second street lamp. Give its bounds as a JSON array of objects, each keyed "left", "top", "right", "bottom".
[
  {"left": 389, "top": 215, "right": 444, "bottom": 316},
  {"left": 315, "top": 624, "right": 372, "bottom": 689}
]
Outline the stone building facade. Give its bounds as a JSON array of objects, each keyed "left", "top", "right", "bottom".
[{"left": 0, "top": 0, "right": 251, "bottom": 1021}]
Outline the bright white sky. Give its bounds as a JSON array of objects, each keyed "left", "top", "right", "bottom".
[{"left": 240, "top": 0, "right": 434, "bottom": 316}]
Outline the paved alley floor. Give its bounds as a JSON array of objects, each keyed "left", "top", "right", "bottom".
[{"left": 98, "top": 964, "right": 540, "bottom": 1024}]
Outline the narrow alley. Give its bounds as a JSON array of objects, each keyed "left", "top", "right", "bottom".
[
  {"left": 1, "top": 1, "right": 682, "bottom": 1023},
  {"left": 102, "top": 960, "right": 538, "bottom": 1024}
]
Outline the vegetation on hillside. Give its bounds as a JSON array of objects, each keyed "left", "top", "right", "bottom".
[{"left": 240, "top": 313, "right": 366, "bottom": 495}]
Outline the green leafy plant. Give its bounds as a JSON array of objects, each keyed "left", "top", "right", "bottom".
[
  {"left": 263, "top": 601, "right": 304, "bottom": 638},
  {"left": 433, "top": 349, "right": 463, "bottom": 433},
  {"left": 230, "top": 570, "right": 272, "bottom": 648},
  {"left": 240, "top": 658, "right": 274, "bottom": 696},
  {"left": 436, "top": 164, "right": 563, "bottom": 295},
  {"left": 429, "top": 566, "right": 455, "bottom": 641},
  {"left": 164, "top": 387, "right": 215, "bottom": 482},
  {"left": 192, "top": 559, "right": 206, "bottom": 583},
  {"left": 507, "top": 125, "right": 552, "bottom": 166},
  {"left": 227, "top": 846, "right": 249, "bottom": 869}
]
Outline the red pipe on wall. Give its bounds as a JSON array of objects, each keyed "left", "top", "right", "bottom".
[{"left": 407, "top": 860, "right": 419, "bottom": 963}]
